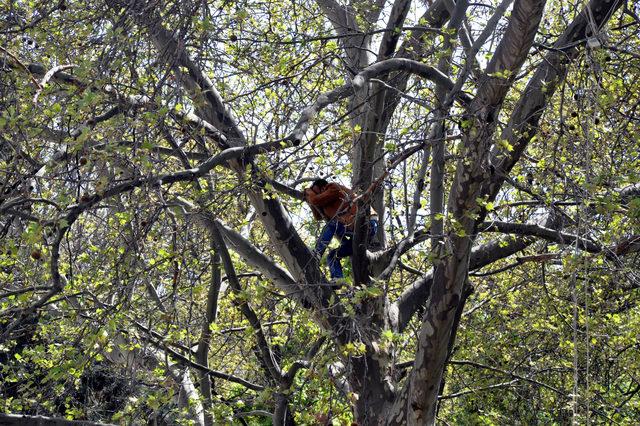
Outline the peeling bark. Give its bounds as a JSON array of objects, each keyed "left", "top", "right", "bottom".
[{"left": 389, "top": 0, "right": 548, "bottom": 422}]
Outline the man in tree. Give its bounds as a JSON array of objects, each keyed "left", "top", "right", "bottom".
[{"left": 304, "top": 179, "right": 378, "bottom": 279}]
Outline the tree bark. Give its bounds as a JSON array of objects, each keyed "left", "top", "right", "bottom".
[
  {"left": 389, "top": 0, "right": 548, "bottom": 422},
  {"left": 195, "top": 245, "right": 221, "bottom": 426},
  {"left": 0, "top": 413, "right": 114, "bottom": 426}
]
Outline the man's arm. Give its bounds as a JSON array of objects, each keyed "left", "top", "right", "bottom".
[
  {"left": 303, "top": 188, "right": 329, "bottom": 220},
  {"left": 305, "top": 184, "right": 342, "bottom": 207},
  {"left": 310, "top": 205, "right": 324, "bottom": 220}
]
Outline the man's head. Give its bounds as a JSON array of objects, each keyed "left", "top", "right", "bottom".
[{"left": 311, "top": 178, "right": 329, "bottom": 194}]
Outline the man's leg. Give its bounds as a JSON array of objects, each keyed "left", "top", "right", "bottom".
[
  {"left": 369, "top": 219, "right": 379, "bottom": 240},
  {"left": 327, "top": 249, "right": 343, "bottom": 279},
  {"left": 327, "top": 233, "right": 353, "bottom": 279},
  {"left": 327, "top": 220, "right": 379, "bottom": 279},
  {"left": 315, "top": 219, "right": 339, "bottom": 256}
]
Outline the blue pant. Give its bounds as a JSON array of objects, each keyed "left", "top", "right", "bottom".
[{"left": 315, "top": 219, "right": 379, "bottom": 279}]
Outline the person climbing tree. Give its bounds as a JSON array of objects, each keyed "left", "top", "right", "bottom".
[{"left": 304, "top": 179, "right": 378, "bottom": 279}]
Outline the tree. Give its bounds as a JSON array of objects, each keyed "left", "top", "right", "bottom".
[{"left": 1, "top": 0, "right": 639, "bottom": 424}]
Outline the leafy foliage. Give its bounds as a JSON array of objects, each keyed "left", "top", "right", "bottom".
[{"left": 0, "top": 0, "right": 639, "bottom": 424}]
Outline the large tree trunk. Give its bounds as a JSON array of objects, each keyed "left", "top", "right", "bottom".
[
  {"left": 389, "top": 0, "right": 548, "bottom": 422},
  {"left": 350, "top": 354, "right": 394, "bottom": 424}
]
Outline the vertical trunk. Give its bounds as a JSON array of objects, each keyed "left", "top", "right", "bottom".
[
  {"left": 435, "top": 281, "right": 474, "bottom": 416},
  {"left": 405, "top": 257, "right": 465, "bottom": 425},
  {"left": 394, "top": 3, "right": 469, "bottom": 420},
  {"left": 428, "top": 121, "right": 446, "bottom": 243},
  {"left": 195, "top": 244, "right": 221, "bottom": 426},
  {"left": 173, "top": 367, "right": 206, "bottom": 426},
  {"left": 407, "top": 145, "right": 431, "bottom": 235},
  {"left": 273, "top": 393, "right": 296, "bottom": 426},
  {"left": 389, "top": 0, "right": 548, "bottom": 422},
  {"left": 430, "top": 0, "right": 468, "bottom": 243},
  {"left": 346, "top": 295, "right": 396, "bottom": 424},
  {"left": 350, "top": 354, "right": 394, "bottom": 425}
]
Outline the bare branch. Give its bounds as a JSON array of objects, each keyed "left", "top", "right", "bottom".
[
  {"left": 390, "top": 233, "right": 534, "bottom": 332},
  {"left": 438, "top": 380, "right": 518, "bottom": 400},
  {"left": 139, "top": 324, "right": 265, "bottom": 392},
  {"left": 378, "top": 0, "right": 413, "bottom": 60},
  {"left": 210, "top": 220, "right": 283, "bottom": 382},
  {"left": 0, "top": 413, "right": 112, "bottom": 426},
  {"left": 287, "top": 58, "right": 470, "bottom": 145},
  {"left": 33, "top": 64, "right": 76, "bottom": 104},
  {"left": 483, "top": 0, "right": 625, "bottom": 205},
  {"left": 283, "top": 336, "right": 327, "bottom": 386},
  {"left": 447, "top": 359, "right": 565, "bottom": 395},
  {"left": 478, "top": 221, "right": 602, "bottom": 253},
  {"left": 195, "top": 244, "right": 221, "bottom": 426}
]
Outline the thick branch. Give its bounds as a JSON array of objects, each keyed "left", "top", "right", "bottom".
[
  {"left": 377, "top": 0, "right": 412, "bottom": 60},
  {"left": 214, "top": 220, "right": 301, "bottom": 296},
  {"left": 316, "top": 0, "right": 374, "bottom": 73},
  {"left": 286, "top": 58, "right": 470, "bottom": 145},
  {"left": 266, "top": 179, "right": 305, "bottom": 201},
  {"left": 122, "top": 0, "right": 246, "bottom": 145},
  {"left": 389, "top": 234, "right": 533, "bottom": 332},
  {"left": 483, "top": 0, "right": 625, "bottom": 204},
  {"left": 480, "top": 221, "right": 640, "bottom": 258},
  {"left": 210, "top": 221, "right": 283, "bottom": 382},
  {"left": 479, "top": 221, "right": 602, "bottom": 252},
  {"left": 170, "top": 201, "right": 299, "bottom": 296},
  {"left": 3, "top": 57, "right": 85, "bottom": 88}
]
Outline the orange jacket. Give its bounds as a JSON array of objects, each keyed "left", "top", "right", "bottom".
[{"left": 305, "top": 183, "right": 357, "bottom": 228}]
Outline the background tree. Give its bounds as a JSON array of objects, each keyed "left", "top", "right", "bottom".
[{"left": 1, "top": 0, "right": 639, "bottom": 424}]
